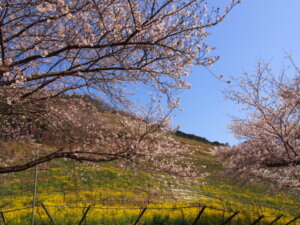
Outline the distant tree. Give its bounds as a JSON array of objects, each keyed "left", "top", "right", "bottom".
[
  {"left": 214, "top": 57, "right": 300, "bottom": 187},
  {"left": 175, "top": 130, "right": 226, "bottom": 146},
  {"left": 0, "top": 0, "right": 239, "bottom": 175}
]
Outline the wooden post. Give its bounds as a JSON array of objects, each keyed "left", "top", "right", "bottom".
[
  {"left": 251, "top": 215, "right": 264, "bottom": 225},
  {"left": 268, "top": 215, "right": 283, "bottom": 225},
  {"left": 179, "top": 208, "right": 185, "bottom": 221},
  {"left": 78, "top": 205, "right": 91, "bottom": 225},
  {"left": 41, "top": 203, "right": 56, "bottom": 224},
  {"left": 192, "top": 206, "right": 206, "bottom": 225},
  {"left": 31, "top": 150, "right": 39, "bottom": 225},
  {"left": 0, "top": 211, "right": 7, "bottom": 225},
  {"left": 220, "top": 211, "right": 239, "bottom": 225},
  {"left": 285, "top": 214, "right": 300, "bottom": 225},
  {"left": 133, "top": 207, "right": 147, "bottom": 225}
]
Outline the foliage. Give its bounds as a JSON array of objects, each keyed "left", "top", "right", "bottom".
[
  {"left": 1, "top": 139, "right": 299, "bottom": 222},
  {"left": 0, "top": 0, "right": 238, "bottom": 104},
  {"left": 3, "top": 206, "right": 286, "bottom": 225},
  {"left": 0, "top": 97, "right": 207, "bottom": 179},
  {"left": 175, "top": 130, "right": 228, "bottom": 146},
  {"left": 0, "top": 0, "right": 239, "bottom": 174},
  {"left": 214, "top": 57, "right": 300, "bottom": 187}
]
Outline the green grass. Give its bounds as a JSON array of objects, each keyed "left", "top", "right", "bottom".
[
  {"left": 0, "top": 134, "right": 300, "bottom": 224},
  {"left": 3, "top": 206, "right": 294, "bottom": 225}
]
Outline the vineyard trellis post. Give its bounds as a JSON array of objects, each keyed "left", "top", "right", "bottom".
[
  {"left": 179, "top": 207, "right": 185, "bottom": 221},
  {"left": 1, "top": 203, "right": 299, "bottom": 224},
  {"left": 0, "top": 211, "right": 7, "bottom": 225},
  {"left": 41, "top": 203, "right": 56, "bottom": 224},
  {"left": 78, "top": 205, "right": 91, "bottom": 225},
  {"left": 133, "top": 207, "right": 147, "bottom": 225},
  {"left": 285, "top": 214, "right": 300, "bottom": 225},
  {"left": 192, "top": 205, "right": 206, "bottom": 225},
  {"left": 250, "top": 215, "right": 264, "bottom": 225},
  {"left": 268, "top": 215, "right": 283, "bottom": 225},
  {"left": 31, "top": 150, "right": 39, "bottom": 225},
  {"left": 220, "top": 211, "right": 239, "bottom": 225}
]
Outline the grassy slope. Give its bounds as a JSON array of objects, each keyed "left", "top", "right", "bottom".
[
  {"left": 0, "top": 111, "right": 300, "bottom": 224},
  {"left": 171, "top": 136, "right": 300, "bottom": 213}
]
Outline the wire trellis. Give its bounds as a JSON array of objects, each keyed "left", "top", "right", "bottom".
[{"left": 0, "top": 202, "right": 299, "bottom": 225}]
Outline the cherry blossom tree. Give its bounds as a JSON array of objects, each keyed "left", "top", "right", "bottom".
[
  {"left": 0, "top": 0, "right": 238, "bottom": 105},
  {"left": 214, "top": 57, "right": 300, "bottom": 187},
  {"left": 0, "top": 0, "right": 239, "bottom": 175},
  {"left": 0, "top": 96, "right": 199, "bottom": 176}
]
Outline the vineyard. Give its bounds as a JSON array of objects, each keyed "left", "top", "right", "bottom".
[
  {"left": 0, "top": 138, "right": 299, "bottom": 225},
  {"left": 2, "top": 203, "right": 300, "bottom": 225}
]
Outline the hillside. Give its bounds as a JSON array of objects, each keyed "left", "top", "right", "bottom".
[
  {"left": 0, "top": 97, "right": 299, "bottom": 225},
  {"left": 174, "top": 130, "right": 228, "bottom": 146}
]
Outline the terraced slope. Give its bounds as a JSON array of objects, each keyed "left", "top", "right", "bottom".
[{"left": 0, "top": 108, "right": 299, "bottom": 224}]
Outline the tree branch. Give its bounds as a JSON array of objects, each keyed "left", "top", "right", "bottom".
[
  {"left": 0, "top": 148, "right": 120, "bottom": 174},
  {"left": 263, "top": 160, "right": 300, "bottom": 168}
]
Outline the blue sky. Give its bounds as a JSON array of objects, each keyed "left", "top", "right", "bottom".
[{"left": 172, "top": 0, "right": 300, "bottom": 145}]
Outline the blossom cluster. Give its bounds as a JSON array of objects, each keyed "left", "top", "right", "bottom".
[
  {"left": 0, "top": 0, "right": 238, "bottom": 108},
  {"left": 214, "top": 58, "right": 300, "bottom": 187}
]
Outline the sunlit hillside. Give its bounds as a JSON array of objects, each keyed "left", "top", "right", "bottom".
[{"left": 0, "top": 98, "right": 299, "bottom": 225}]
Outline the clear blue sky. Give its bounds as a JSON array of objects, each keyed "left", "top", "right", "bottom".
[{"left": 172, "top": 0, "right": 300, "bottom": 145}]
